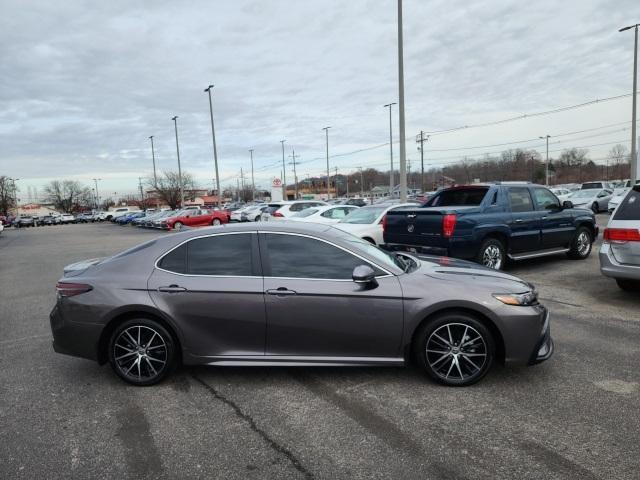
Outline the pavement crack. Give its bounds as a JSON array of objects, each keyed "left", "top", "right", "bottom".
[{"left": 191, "top": 373, "right": 314, "bottom": 480}]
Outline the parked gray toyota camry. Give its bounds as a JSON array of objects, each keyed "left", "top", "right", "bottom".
[{"left": 50, "top": 222, "right": 553, "bottom": 387}]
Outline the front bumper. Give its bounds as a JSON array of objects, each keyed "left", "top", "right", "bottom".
[{"left": 528, "top": 309, "right": 553, "bottom": 365}]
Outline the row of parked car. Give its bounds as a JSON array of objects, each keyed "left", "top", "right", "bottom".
[{"left": 550, "top": 179, "right": 639, "bottom": 213}]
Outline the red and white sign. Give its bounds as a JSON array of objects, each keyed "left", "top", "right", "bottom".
[{"left": 272, "top": 178, "right": 282, "bottom": 188}]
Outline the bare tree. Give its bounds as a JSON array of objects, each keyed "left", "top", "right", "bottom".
[
  {"left": 148, "top": 171, "right": 195, "bottom": 210},
  {"left": 608, "top": 144, "right": 629, "bottom": 181},
  {"left": 0, "top": 176, "right": 18, "bottom": 216},
  {"left": 43, "top": 180, "right": 92, "bottom": 213}
]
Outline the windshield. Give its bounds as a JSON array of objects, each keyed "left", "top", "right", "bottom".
[
  {"left": 339, "top": 206, "right": 385, "bottom": 224},
  {"left": 581, "top": 182, "right": 602, "bottom": 189},
  {"left": 425, "top": 187, "right": 489, "bottom": 207},
  {"left": 569, "top": 191, "right": 595, "bottom": 199}
]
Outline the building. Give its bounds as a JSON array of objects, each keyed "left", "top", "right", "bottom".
[{"left": 17, "top": 203, "right": 59, "bottom": 216}]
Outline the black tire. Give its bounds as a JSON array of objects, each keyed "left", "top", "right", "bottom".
[
  {"left": 476, "top": 237, "right": 506, "bottom": 270},
  {"left": 173, "top": 221, "right": 183, "bottom": 230},
  {"left": 567, "top": 226, "right": 592, "bottom": 260},
  {"left": 108, "top": 318, "right": 177, "bottom": 386},
  {"left": 591, "top": 202, "right": 599, "bottom": 214},
  {"left": 615, "top": 279, "right": 640, "bottom": 291},
  {"left": 255, "top": 215, "right": 261, "bottom": 222},
  {"left": 212, "top": 218, "right": 221, "bottom": 226},
  {"left": 414, "top": 312, "right": 495, "bottom": 387}
]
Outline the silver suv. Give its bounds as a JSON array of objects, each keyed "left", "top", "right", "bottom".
[{"left": 600, "top": 184, "right": 640, "bottom": 290}]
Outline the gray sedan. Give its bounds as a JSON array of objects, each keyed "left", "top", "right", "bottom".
[
  {"left": 50, "top": 222, "right": 553, "bottom": 387},
  {"left": 568, "top": 188, "right": 613, "bottom": 213},
  {"left": 600, "top": 185, "right": 640, "bottom": 290}
]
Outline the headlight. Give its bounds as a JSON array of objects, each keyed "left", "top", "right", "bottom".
[{"left": 493, "top": 290, "right": 538, "bottom": 306}]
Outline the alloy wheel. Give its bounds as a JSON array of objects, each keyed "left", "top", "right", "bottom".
[
  {"left": 482, "top": 245, "right": 502, "bottom": 269},
  {"left": 174, "top": 221, "right": 183, "bottom": 230},
  {"left": 577, "top": 231, "right": 590, "bottom": 256},
  {"left": 112, "top": 325, "right": 168, "bottom": 382},
  {"left": 426, "top": 323, "right": 488, "bottom": 382},
  {"left": 212, "top": 218, "right": 221, "bottom": 225}
]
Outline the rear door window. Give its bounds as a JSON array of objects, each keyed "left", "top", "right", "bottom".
[
  {"left": 613, "top": 189, "right": 640, "bottom": 220},
  {"left": 508, "top": 187, "right": 534, "bottom": 212}
]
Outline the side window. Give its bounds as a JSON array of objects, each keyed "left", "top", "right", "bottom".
[
  {"left": 187, "top": 234, "right": 253, "bottom": 276},
  {"left": 490, "top": 191, "right": 498, "bottom": 205},
  {"left": 508, "top": 187, "right": 534, "bottom": 213},
  {"left": 533, "top": 188, "right": 560, "bottom": 210},
  {"left": 289, "top": 203, "right": 304, "bottom": 212},
  {"left": 158, "top": 244, "right": 187, "bottom": 274},
  {"left": 264, "top": 234, "right": 383, "bottom": 279}
]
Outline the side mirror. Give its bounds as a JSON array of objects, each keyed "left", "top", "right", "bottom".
[
  {"left": 562, "top": 201, "right": 573, "bottom": 209},
  {"left": 352, "top": 265, "right": 378, "bottom": 287}
]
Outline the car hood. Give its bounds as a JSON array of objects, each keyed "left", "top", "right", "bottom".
[
  {"left": 409, "top": 254, "right": 533, "bottom": 293},
  {"left": 63, "top": 257, "right": 106, "bottom": 277}
]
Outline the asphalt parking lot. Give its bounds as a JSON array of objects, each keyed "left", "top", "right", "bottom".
[{"left": 1, "top": 218, "right": 639, "bottom": 480}]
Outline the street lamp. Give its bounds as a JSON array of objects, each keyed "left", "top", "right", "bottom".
[
  {"left": 397, "top": 0, "right": 408, "bottom": 202},
  {"left": 620, "top": 23, "right": 639, "bottom": 182},
  {"left": 171, "top": 116, "right": 184, "bottom": 208},
  {"left": 92, "top": 178, "right": 102, "bottom": 210},
  {"left": 148, "top": 136, "right": 157, "bottom": 187},
  {"left": 383, "top": 102, "right": 397, "bottom": 198},
  {"left": 249, "top": 148, "right": 255, "bottom": 201},
  {"left": 539, "top": 135, "right": 550, "bottom": 185},
  {"left": 204, "top": 85, "right": 221, "bottom": 206},
  {"left": 322, "top": 126, "right": 331, "bottom": 199},
  {"left": 280, "top": 140, "right": 287, "bottom": 200}
]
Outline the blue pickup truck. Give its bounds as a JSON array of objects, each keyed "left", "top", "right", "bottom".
[{"left": 383, "top": 183, "right": 598, "bottom": 269}]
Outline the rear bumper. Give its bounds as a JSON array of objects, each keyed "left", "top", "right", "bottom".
[
  {"left": 383, "top": 241, "right": 476, "bottom": 259},
  {"left": 599, "top": 244, "right": 640, "bottom": 280},
  {"left": 50, "top": 304, "right": 102, "bottom": 362}
]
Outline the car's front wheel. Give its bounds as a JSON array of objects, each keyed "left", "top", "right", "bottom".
[
  {"left": 567, "top": 226, "right": 592, "bottom": 260},
  {"left": 591, "top": 202, "right": 599, "bottom": 214},
  {"left": 108, "top": 319, "right": 177, "bottom": 386},
  {"left": 212, "top": 218, "right": 221, "bottom": 226},
  {"left": 173, "top": 221, "right": 183, "bottom": 230},
  {"left": 414, "top": 312, "right": 495, "bottom": 386}
]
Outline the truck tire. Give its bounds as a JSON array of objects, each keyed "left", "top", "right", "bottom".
[
  {"left": 476, "top": 237, "right": 506, "bottom": 270},
  {"left": 567, "top": 226, "right": 592, "bottom": 260}
]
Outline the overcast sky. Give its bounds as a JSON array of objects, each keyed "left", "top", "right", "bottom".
[{"left": 1, "top": 0, "right": 639, "bottom": 198}]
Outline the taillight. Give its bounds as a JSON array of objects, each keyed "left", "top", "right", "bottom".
[
  {"left": 603, "top": 228, "right": 640, "bottom": 243},
  {"left": 272, "top": 211, "right": 284, "bottom": 217},
  {"left": 442, "top": 214, "right": 457, "bottom": 238},
  {"left": 382, "top": 214, "right": 387, "bottom": 232},
  {"left": 56, "top": 282, "right": 93, "bottom": 297}
]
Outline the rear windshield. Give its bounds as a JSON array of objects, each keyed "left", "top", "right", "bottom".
[
  {"left": 581, "top": 182, "right": 602, "bottom": 189},
  {"left": 613, "top": 188, "right": 640, "bottom": 220},
  {"left": 425, "top": 187, "right": 489, "bottom": 207}
]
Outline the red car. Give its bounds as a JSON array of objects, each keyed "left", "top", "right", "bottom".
[{"left": 165, "top": 208, "right": 230, "bottom": 230}]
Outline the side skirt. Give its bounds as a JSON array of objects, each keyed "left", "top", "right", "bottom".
[
  {"left": 508, "top": 247, "right": 569, "bottom": 261},
  {"left": 188, "top": 355, "right": 405, "bottom": 367}
]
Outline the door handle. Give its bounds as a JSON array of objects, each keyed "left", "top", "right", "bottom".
[
  {"left": 515, "top": 218, "right": 523, "bottom": 223},
  {"left": 266, "top": 288, "right": 297, "bottom": 296},
  {"left": 158, "top": 285, "right": 187, "bottom": 293},
  {"left": 541, "top": 216, "right": 548, "bottom": 220}
]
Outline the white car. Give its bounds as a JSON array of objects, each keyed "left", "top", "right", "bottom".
[
  {"left": 230, "top": 206, "right": 249, "bottom": 222},
  {"left": 289, "top": 205, "right": 360, "bottom": 224},
  {"left": 0, "top": 222, "right": 4, "bottom": 234},
  {"left": 242, "top": 204, "right": 268, "bottom": 222},
  {"left": 261, "top": 200, "right": 327, "bottom": 221},
  {"left": 60, "top": 213, "right": 75, "bottom": 224},
  {"left": 98, "top": 207, "right": 140, "bottom": 221},
  {"left": 551, "top": 188, "right": 572, "bottom": 202},
  {"left": 334, "top": 203, "right": 418, "bottom": 245},
  {"left": 608, "top": 180, "right": 640, "bottom": 213},
  {"left": 568, "top": 188, "right": 613, "bottom": 213}
]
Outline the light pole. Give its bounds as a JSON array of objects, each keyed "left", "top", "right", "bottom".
[
  {"left": 204, "top": 85, "right": 222, "bottom": 206},
  {"left": 92, "top": 178, "right": 101, "bottom": 210},
  {"left": 539, "top": 135, "right": 550, "bottom": 185},
  {"left": 280, "top": 140, "right": 287, "bottom": 200},
  {"left": 323, "top": 126, "right": 331, "bottom": 199},
  {"left": 397, "top": 0, "right": 407, "bottom": 202},
  {"left": 384, "top": 102, "right": 397, "bottom": 198},
  {"left": 620, "top": 23, "right": 639, "bottom": 182},
  {"left": 171, "top": 116, "right": 184, "bottom": 208},
  {"left": 357, "top": 167, "right": 364, "bottom": 198},
  {"left": 249, "top": 148, "right": 255, "bottom": 201},
  {"left": 289, "top": 149, "right": 299, "bottom": 199},
  {"left": 148, "top": 136, "right": 157, "bottom": 187}
]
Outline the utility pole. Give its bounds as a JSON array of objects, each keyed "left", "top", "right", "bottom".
[
  {"left": 249, "top": 149, "right": 255, "bottom": 201},
  {"left": 171, "top": 116, "right": 184, "bottom": 208},
  {"left": 334, "top": 166, "right": 339, "bottom": 197},
  {"left": 204, "top": 85, "right": 221, "bottom": 206},
  {"left": 138, "top": 177, "right": 144, "bottom": 202},
  {"left": 240, "top": 168, "right": 245, "bottom": 197},
  {"left": 289, "top": 149, "right": 299, "bottom": 199},
  {"left": 358, "top": 167, "right": 364, "bottom": 198},
  {"left": 417, "top": 131, "right": 427, "bottom": 193},
  {"left": 539, "top": 135, "right": 550, "bottom": 185},
  {"left": 236, "top": 178, "right": 240, "bottom": 202},
  {"left": 620, "top": 24, "right": 639, "bottom": 182},
  {"left": 148, "top": 136, "right": 158, "bottom": 187},
  {"left": 280, "top": 140, "right": 287, "bottom": 200},
  {"left": 92, "top": 178, "right": 101, "bottom": 210},
  {"left": 323, "top": 127, "right": 331, "bottom": 199},
  {"left": 384, "top": 102, "right": 397, "bottom": 198},
  {"left": 346, "top": 172, "right": 349, "bottom": 197},
  {"left": 397, "top": 0, "right": 407, "bottom": 202}
]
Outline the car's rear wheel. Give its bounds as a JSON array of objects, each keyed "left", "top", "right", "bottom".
[
  {"left": 567, "top": 227, "right": 592, "bottom": 260},
  {"left": 476, "top": 237, "right": 505, "bottom": 270},
  {"left": 591, "top": 202, "right": 599, "bottom": 214},
  {"left": 173, "top": 221, "right": 183, "bottom": 230},
  {"left": 212, "top": 218, "right": 221, "bottom": 226},
  {"left": 414, "top": 312, "right": 495, "bottom": 386},
  {"left": 615, "top": 279, "right": 640, "bottom": 291},
  {"left": 255, "top": 215, "right": 261, "bottom": 222},
  {"left": 108, "top": 319, "right": 176, "bottom": 386}
]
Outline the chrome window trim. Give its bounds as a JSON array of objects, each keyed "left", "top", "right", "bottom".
[{"left": 258, "top": 230, "right": 394, "bottom": 278}]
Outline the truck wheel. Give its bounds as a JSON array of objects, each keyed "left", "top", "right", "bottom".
[
  {"left": 476, "top": 238, "right": 505, "bottom": 270},
  {"left": 567, "top": 227, "right": 592, "bottom": 260}
]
